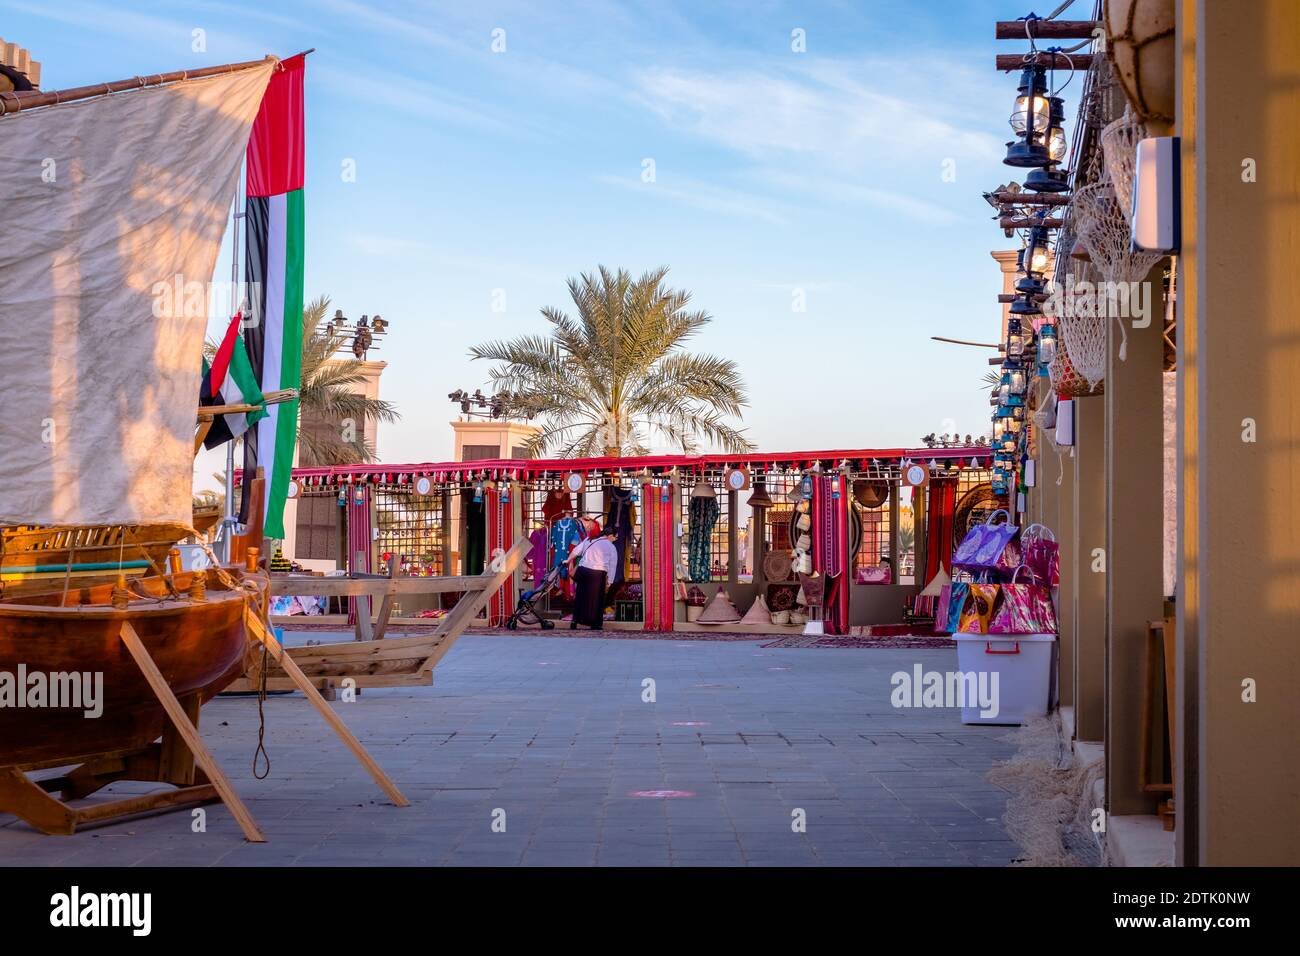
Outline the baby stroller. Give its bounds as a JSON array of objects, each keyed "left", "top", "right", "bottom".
[{"left": 505, "top": 564, "right": 560, "bottom": 630}]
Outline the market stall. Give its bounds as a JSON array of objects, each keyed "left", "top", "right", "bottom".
[{"left": 279, "top": 446, "right": 997, "bottom": 634}]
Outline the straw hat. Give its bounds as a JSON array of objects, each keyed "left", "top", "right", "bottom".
[
  {"left": 739, "top": 594, "right": 771, "bottom": 626},
  {"left": 697, "top": 589, "right": 742, "bottom": 624}
]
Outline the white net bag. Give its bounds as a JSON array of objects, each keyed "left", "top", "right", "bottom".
[
  {"left": 1071, "top": 178, "right": 1162, "bottom": 364},
  {"left": 1100, "top": 108, "right": 1147, "bottom": 217},
  {"left": 1054, "top": 253, "right": 1109, "bottom": 391}
]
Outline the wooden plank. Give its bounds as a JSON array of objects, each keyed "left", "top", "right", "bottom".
[
  {"left": 371, "top": 560, "right": 400, "bottom": 641},
  {"left": 995, "top": 20, "right": 1099, "bottom": 40},
  {"left": 158, "top": 691, "right": 202, "bottom": 785},
  {"left": 244, "top": 610, "right": 410, "bottom": 808},
  {"left": 118, "top": 622, "right": 266, "bottom": 843},
  {"left": 996, "top": 52, "right": 1094, "bottom": 70},
  {"left": 0, "top": 767, "right": 77, "bottom": 835},
  {"left": 73, "top": 785, "right": 219, "bottom": 824},
  {"left": 267, "top": 574, "right": 487, "bottom": 597},
  {"left": 419, "top": 539, "right": 531, "bottom": 671}
]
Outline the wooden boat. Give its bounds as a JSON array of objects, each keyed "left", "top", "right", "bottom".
[
  {"left": 0, "top": 523, "right": 188, "bottom": 600},
  {"left": 0, "top": 566, "right": 256, "bottom": 771}
]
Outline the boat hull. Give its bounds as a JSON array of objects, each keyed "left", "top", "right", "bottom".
[{"left": 0, "top": 575, "right": 253, "bottom": 770}]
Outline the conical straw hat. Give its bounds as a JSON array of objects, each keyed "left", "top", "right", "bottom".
[
  {"left": 739, "top": 593, "right": 770, "bottom": 626},
  {"left": 697, "top": 589, "right": 742, "bottom": 624}
]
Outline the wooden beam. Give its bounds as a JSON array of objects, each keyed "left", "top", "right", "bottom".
[
  {"left": 997, "top": 52, "right": 1094, "bottom": 71},
  {"left": 244, "top": 610, "right": 411, "bottom": 808},
  {"left": 991, "top": 190, "right": 1070, "bottom": 205},
  {"left": 118, "top": 621, "right": 266, "bottom": 842},
  {"left": 267, "top": 573, "right": 491, "bottom": 597},
  {"left": 999, "top": 215, "right": 1064, "bottom": 229},
  {"left": 995, "top": 20, "right": 1100, "bottom": 40}
]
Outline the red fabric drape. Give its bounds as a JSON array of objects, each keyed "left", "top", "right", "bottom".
[
  {"left": 812, "top": 476, "right": 851, "bottom": 635},
  {"left": 245, "top": 53, "right": 306, "bottom": 197},
  {"left": 346, "top": 484, "right": 372, "bottom": 627},
  {"left": 485, "top": 486, "right": 515, "bottom": 626},
  {"left": 641, "top": 482, "right": 675, "bottom": 630},
  {"left": 924, "top": 478, "right": 958, "bottom": 584}
]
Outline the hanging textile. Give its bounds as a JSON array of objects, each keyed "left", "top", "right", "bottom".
[
  {"left": 604, "top": 487, "right": 636, "bottom": 587},
  {"left": 464, "top": 496, "right": 486, "bottom": 575},
  {"left": 811, "top": 475, "right": 851, "bottom": 635},
  {"left": 687, "top": 494, "right": 719, "bottom": 582},
  {"left": 484, "top": 485, "right": 515, "bottom": 627},
  {"left": 550, "top": 515, "right": 586, "bottom": 598},
  {"left": 924, "top": 477, "right": 958, "bottom": 583},
  {"left": 641, "top": 481, "right": 675, "bottom": 630},
  {"left": 529, "top": 527, "right": 548, "bottom": 589},
  {"left": 542, "top": 488, "right": 573, "bottom": 525},
  {"left": 346, "top": 484, "right": 373, "bottom": 628}
]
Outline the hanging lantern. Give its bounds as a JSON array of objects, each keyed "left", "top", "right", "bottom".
[
  {"left": 1005, "top": 65, "right": 1051, "bottom": 168},
  {"left": 1037, "top": 323, "right": 1058, "bottom": 370},
  {"left": 1025, "top": 96, "right": 1070, "bottom": 192},
  {"left": 1016, "top": 223, "right": 1052, "bottom": 295}
]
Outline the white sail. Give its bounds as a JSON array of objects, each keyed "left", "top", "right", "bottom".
[{"left": 0, "top": 62, "right": 274, "bottom": 526}]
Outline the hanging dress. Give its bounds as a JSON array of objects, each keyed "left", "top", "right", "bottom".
[{"left": 687, "top": 494, "right": 719, "bottom": 583}]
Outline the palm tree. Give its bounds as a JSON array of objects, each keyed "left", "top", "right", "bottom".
[
  {"left": 203, "top": 296, "right": 400, "bottom": 465},
  {"left": 470, "top": 266, "right": 754, "bottom": 457}
]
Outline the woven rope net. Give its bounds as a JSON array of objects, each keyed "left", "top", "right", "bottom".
[
  {"left": 1100, "top": 108, "right": 1147, "bottom": 216},
  {"left": 1071, "top": 176, "right": 1162, "bottom": 367},
  {"left": 1054, "top": 253, "right": 1109, "bottom": 391},
  {"left": 987, "top": 714, "right": 1105, "bottom": 866}
]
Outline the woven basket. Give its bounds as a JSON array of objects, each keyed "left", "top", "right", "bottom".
[{"left": 1050, "top": 346, "right": 1104, "bottom": 398}]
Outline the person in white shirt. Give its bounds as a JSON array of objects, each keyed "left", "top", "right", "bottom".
[{"left": 567, "top": 528, "right": 619, "bottom": 629}]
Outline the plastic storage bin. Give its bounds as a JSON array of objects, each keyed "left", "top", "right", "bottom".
[{"left": 951, "top": 633, "right": 1055, "bottom": 725}]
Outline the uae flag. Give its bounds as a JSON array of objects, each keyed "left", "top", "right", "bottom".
[
  {"left": 242, "top": 53, "right": 305, "bottom": 539},
  {"left": 199, "top": 312, "right": 266, "bottom": 450}
]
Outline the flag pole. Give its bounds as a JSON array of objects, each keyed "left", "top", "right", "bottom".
[{"left": 218, "top": 162, "right": 247, "bottom": 563}]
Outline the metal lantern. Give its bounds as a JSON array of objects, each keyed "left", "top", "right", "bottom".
[
  {"left": 1038, "top": 323, "right": 1058, "bottom": 369},
  {"left": 1025, "top": 96, "right": 1071, "bottom": 192},
  {"left": 1006, "top": 317, "right": 1027, "bottom": 361},
  {"left": 1004, "top": 65, "right": 1051, "bottom": 168}
]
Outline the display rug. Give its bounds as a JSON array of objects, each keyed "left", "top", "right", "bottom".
[
  {"left": 761, "top": 633, "right": 958, "bottom": 650},
  {"left": 640, "top": 480, "right": 676, "bottom": 630}
]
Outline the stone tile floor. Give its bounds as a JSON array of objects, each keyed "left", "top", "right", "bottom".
[{"left": 1, "top": 635, "right": 1019, "bottom": 866}]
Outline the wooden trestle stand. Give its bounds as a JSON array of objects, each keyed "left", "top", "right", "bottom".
[{"left": 0, "top": 548, "right": 409, "bottom": 842}]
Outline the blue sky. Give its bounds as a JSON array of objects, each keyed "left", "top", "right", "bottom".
[{"left": 7, "top": 0, "right": 1028, "bottom": 468}]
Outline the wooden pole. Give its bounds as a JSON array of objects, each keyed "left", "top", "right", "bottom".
[
  {"left": 991, "top": 191, "right": 1070, "bottom": 206},
  {"left": 995, "top": 20, "right": 1100, "bottom": 40},
  {"left": 997, "top": 52, "right": 1094, "bottom": 71},
  {"left": 118, "top": 621, "right": 266, "bottom": 842},
  {"left": 1000, "top": 215, "right": 1064, "bottom": 229},
  {"left": 0, "top": 56, "right": 277, "bottom": 115}
]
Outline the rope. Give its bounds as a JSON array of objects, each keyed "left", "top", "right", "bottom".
[{"left": 252, "top": 643, "right": 272, "bottom": 779}]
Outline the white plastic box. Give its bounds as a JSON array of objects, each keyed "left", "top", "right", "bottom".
[{"left": 951, "top": 633, "right": 1056, "bottom": 725}]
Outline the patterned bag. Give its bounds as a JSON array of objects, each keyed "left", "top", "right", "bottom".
[
  {"left": 988, "top": 566, "right": 1058, "bottom": 634},
  {"left": 955, "top": 509, "right": 1020, "bottom": 576},
  {"left": 944, "top": 582, "right": 971, "bottom": 633},
  {"left": 1021, "top": 524, "right": 1060, "bottom": 587},
  {"left": 957, "top": 583, "right": 999, "bottom": 634}
]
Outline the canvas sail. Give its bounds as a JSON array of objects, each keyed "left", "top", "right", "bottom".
[{"left": 0, "top": 62, "right": 274, "bottom": 527}]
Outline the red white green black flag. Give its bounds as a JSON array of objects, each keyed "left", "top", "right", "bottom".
[{"left": 242, "top": 53, "right": 305, "bottom": 539}]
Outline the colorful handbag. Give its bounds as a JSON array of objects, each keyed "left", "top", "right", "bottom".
[
  {"left": 988, "top": 566, "right": 1059, "bottom": 634},
  {"left": 957, "top": 583, "right": 999, "bottom": 634},
  {"left": 944, "top": 582, "right": 971, "bottom": 633},
  {"left": 955, "top": 509, "right": 1020, "bottom": 576},
  {"left": 1021, "top": 523, "right": 1060, "bottom": 587}
]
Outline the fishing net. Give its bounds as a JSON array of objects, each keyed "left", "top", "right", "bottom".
[
  {"left": 987, "top": 714, "right": 1105, "bottom": 866},
  {"left": 1054, "top": 253, "right": 1109, "bottom": 392},
  {"left": 1072, "top": 177, "right": 1163, "bottom": 365},
  {"left": 1100, "top": 108, "right": 1146, "bottom": 217}
]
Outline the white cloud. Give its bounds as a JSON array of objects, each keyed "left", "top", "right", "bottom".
[{"left": 596, "top": 173, "right": 787, "bottom": 225}]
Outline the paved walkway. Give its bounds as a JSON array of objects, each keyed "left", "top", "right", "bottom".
[{"left": 1, "top": 635, "right": 1019, "bottom": 866}]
